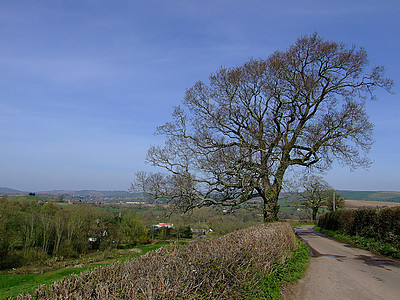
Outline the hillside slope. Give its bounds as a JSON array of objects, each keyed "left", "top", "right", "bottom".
[
  {"left": 338, "top": 190, "right": 400, "bottom": 203},
  {"left": 0, "top": 187, "right": 25, "bottom": 195}
]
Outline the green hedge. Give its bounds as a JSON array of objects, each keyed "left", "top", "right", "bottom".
[{"left": 318, "top": 207, "right": 400, "bottom": 246}]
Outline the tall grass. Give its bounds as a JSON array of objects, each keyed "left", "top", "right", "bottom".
[{"left": 17, "top": 222, "right": 296, "bottom": 299}]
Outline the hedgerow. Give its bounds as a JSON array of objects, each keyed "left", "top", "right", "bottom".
[
  {"left": 17, "top": 222, "right": 296, "bottom": 299},
  {"left": 318, "top": 206, "right": 400, "bottom": 257}
]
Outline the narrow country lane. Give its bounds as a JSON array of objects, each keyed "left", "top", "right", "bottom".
[{"left": 282, "top": 225, "right": 400, "bottom": 300}]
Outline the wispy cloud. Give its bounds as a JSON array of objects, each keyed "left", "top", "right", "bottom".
[{"left": 0, "top": 54, "right": 121, "bottom": 85}]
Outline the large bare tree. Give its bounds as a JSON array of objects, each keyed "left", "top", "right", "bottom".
[{"left": 135, "top": 34, "right": 392, "bottom": 222}]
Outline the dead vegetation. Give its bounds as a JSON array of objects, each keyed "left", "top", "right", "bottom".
[{"left": 17, "top": 222, "right": 296, "bottom": 299}]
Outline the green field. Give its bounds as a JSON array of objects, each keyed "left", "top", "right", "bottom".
[
  {"left": 0, "top": 243, "right": 166, "bottom": 300},
  {"left": 337, "top": 191, "right": 400, "bottom": 203},
  {"left": 0, "top": 267, "right": 91, "bottom": 299}
]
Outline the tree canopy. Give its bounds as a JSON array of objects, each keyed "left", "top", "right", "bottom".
[{"left": 135, "top": 33, "right": 393, "bottom": 222}]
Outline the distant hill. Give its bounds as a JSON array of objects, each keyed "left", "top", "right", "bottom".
[
  {"left": 337, "top": 190, "right": 400, "bottom": 203},
  {"left": 5, "top": 187, "right": 398, "bottom": 204},
  {"left": 0, "top": 187, "right": 25, "bottom": 195},
  {"left": 36, "top": 190, "right": 132, "bottom": 197},
  {"left": 1, "top": 187, "right": 152, "bottom": 202},
  {"left": 35, "top": 190, "right": 153, "bottom": 202}
]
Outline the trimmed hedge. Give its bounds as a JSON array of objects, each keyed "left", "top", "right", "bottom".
[
  {"left": 318, "top": 207, "right": 400, "bottom": 251},
  {"left": 17, "top": 223, "right": 296, "bottom": 299}
]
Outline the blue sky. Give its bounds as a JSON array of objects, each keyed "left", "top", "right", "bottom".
[{"left": 0, "top": 1, "right": 399, "bottom": 192}]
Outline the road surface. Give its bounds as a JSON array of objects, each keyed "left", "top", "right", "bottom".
[{"left": 281, "top": 225, "right": 400, "bottom": 300}]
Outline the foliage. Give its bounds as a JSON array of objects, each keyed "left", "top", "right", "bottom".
[
  {"left": 120, "top": 212, "right": 148, "bottom": 246},
  {"left": 0, "top": 197, "right": 24, "bottom": 269},
  {"left": 0, "top": 197, "right": 139, "bottom": 269},
  {"left": 0, "top": 196, "right": 265, "bottom": 271},
  {"left": 147, "top": 225, "right": 193, "bottom": 241},
  {"left": 135, "top": 33, "right": 392, "bottom": 223},
  {"left": 17, "top": 223, "right": 297, "bottom": 299},
  {"left": 142, "top": 206, "right": 262, "bottom": 237},
  {"left": 206, "top": 214, "right": 252, "bottom": 236},
  {"left": 318, "top": 206, "right": 400, "bottom": 257}
]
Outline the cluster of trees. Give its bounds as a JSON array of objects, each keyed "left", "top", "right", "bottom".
[
  {"left": 0, "top": 196, "right": 263, "bottom": 269},
  {"left": 171, "top": 206, "right": 261, "bottom": 236},
  {"left": 0, "top": 197, "right": 153, "bottom": 269},
  {"left": 2, "top": 197, "right": 261, "bottom": 270},
  {"left": 299, "top": 175, "right": 345, "bottom": 220}
]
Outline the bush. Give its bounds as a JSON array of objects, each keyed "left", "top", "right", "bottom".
[
  {"left": 17, "top": 222, "right": 296, "bottom": 299},
  {"left": 0, "top": 250, "right": 23, "bottom": 270},
  {"left": 318, "top": 207, "right": 400, "bottom": 256}
]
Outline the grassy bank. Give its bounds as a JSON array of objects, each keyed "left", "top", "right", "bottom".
[
  {"left": 0, "top": 243, "right": 166, "bottom": 300},
  {"left": 0, "top": 267, "right": 90, "bottom": 300},
  {"left": 247, "top": 239, "right": 310, "bottom": 299}
]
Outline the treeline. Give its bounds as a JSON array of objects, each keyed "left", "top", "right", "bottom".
[
  {"left": 0, "top": 197, "right": 262, "bottom": 270},
  {"left": 0, "top": 197, "right": 191, "bottom": 270},
  {"left": 318, "top": 206, "right": 400, "bottom": 257}
]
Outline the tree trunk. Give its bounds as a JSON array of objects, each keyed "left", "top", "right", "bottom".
[
  {"left": 263, "top": 188, "right": 280, "bottom": 223},
  {"left": 263, "top": 160, "right": 287, "bottom": 223},
  {"left": 312, "top": 207, "right": 318, "bottom": 221},
  {"left": 263, "top": 201, "right": 279, "bottom": 223}
]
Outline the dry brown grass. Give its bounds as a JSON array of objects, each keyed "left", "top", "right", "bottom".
[
  {"left": 17, "top": 222, "right": 296, "bottom": 299},
  {"left": 345, "top": 200, "right": 400, "bottom": 209}
]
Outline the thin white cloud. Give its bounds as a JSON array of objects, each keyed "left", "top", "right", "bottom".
[{"left": 0, "top": 54, "right": 121, "bottom": 85}]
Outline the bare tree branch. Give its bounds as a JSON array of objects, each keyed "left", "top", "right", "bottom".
[{"left": 133, "top": 33, "right": 393, "bottom": 222}]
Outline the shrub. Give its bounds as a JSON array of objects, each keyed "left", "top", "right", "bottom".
[{"left": 318, "top": 206, "right": 400, "bottom": 251}]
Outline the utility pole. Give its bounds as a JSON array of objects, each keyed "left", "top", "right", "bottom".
[{"left": 333, "top": 190, "right": 336, "bottom": 212}]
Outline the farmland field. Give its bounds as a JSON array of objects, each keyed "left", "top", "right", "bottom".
[
  {"left": 338, "top": 191, "right": 400, "bottom": 203},
  {"left": 345, "top": 199, "right": 400, "bottom": 209}
]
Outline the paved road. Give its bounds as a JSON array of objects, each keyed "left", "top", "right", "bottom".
[{"left": 282, "top": 225, "right": 400, "bottom": 300}]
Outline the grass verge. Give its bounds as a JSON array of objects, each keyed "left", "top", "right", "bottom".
[
  {"left": 0, "top": 267, "right": 91, "bottom": 300},
  {"left": 314, "top": 226, "right": 400, "bottom": 259},
  {"left": 0, "top": 243, "right": 166, "bottom": 300},
  {"left": 246, "top": 239, "right": 310, "bottom": 299}
]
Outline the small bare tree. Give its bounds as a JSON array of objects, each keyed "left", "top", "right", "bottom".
[
  {"left": 135, "top": 33, "right": 393, "bottom": 222},
  {"left": 301, "top": 176, "right": 332, "bottom": 220}
]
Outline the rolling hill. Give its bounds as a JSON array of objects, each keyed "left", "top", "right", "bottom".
[
  {"left": 0, "top": 187, "right": 26, "bottom": 195},
  {"left": 337, "top": 190, "right": 400, "bottom": 203},
  {"left": 2, "top": 187, "right": 400, "bottom": 203}
]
